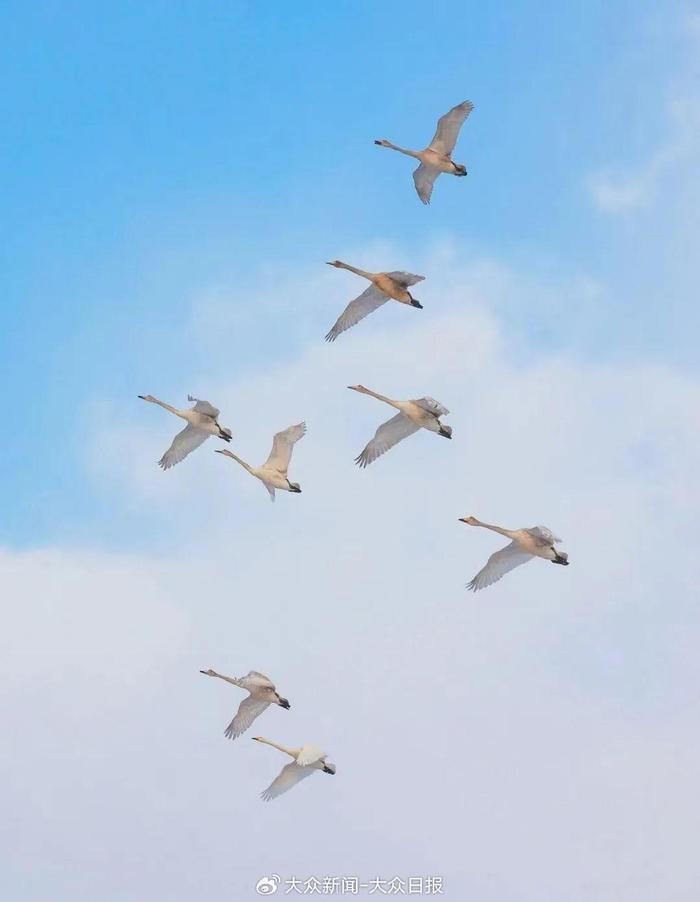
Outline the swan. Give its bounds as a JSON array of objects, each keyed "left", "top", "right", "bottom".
[
  {"left": 348, "top": 384, "right": 452, "bottom": 468},
  {"left": 324, "top": 260, "right": 425, "bottom": 341},
  {"left": 252, "top": 736, "right": 336, "bottom": 801},
  {"left": 459, "top": 516, "right": 570, "bottom": 591},
  {"left": 374, "top": 100, "right": 474, "bottom": 204},
  {"left": 215, "top": 422, "right": 306, "bottom": 501},
  {"left": 199, "top": 669, "right": 290, "bottom": 740},
  {"left": 138, "top": 394, "right": 232, "bottom": 470}
]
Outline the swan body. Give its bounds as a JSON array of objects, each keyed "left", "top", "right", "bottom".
[
  {"left": 348, "top": 384, "right": 452, "bottom": 468},
  {"left": 374, "top": 100, "right": 474, "bottom": 204},
  {"left": 200, "top": 669, "right": 290, "bottom": 740},
  {"left": 138, "top": 394, "right": 232, "bottom": 470},
  {"left": 325, "top": 260, "right": 425, "bottom": 341},
  {"left": 215, "top": 422, "right": 306, "bottom": 501},
  {"left": 460, "top": 516, "right": 570, "bottom": 591},
  {"left": 252, "top": 736, "right": 336, "bottom": 801}
]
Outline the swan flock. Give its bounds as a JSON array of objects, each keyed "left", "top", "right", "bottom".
[{"left": 134, "top": 99, "right": 572, "bottom": 800}]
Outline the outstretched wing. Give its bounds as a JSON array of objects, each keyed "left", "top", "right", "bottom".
[
  {"left": 224, "top": 696, "right": 270, "bottom": 740},
  {"left": 187, "top": 395, "right": 220, "bottom": 418},
  {"left": 242, "top": 671, "right": 276, "bottom": 690},
  {"left": 429, "top": 100, "right": 474, "bottom": 155},
  {"left": 467, "top": 542, "right": 533, "bottom": 592},
  {"left": 412, "top": 397, "right": 449, "bottom": 417},
  {"left": 261, "top": 762, "right": 315, "bottom": 801},
  {"left": 325, "top": 285, "right": 389, "bottom": 341},
  {"left": 385, "top": 271, "right": 425, "bottom": 288},
  {"left": 265, "top": 423, "right": 306, "bottom": 473},
  {"left": 413, "top": 163, "right": 439, "bottom": 205},
  {"left": 296, "top": 744, "right": 325, "bottom": 766},
  {"left": 526, "top": 526, "right": 561, "bottom": 544},
  {"left": 355, "top": 413, "right": 420, "bottom": 468},
  {"left": 158, "top": 424, "right": 208, "bottom": 470}
]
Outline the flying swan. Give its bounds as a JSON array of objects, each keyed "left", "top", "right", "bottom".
[
  {"left": 138, "top": 394, "right": 232, "bottom": 470},
  {"left": 199, "top": 669, "right": 290, "bottom": 739},
  {"left": 459, "top": 516, "right": 570, "bottom": 591},
  {"left": 324, "top": 260, "right": 425, "bottom": 341},
  {"left": 215, "top": 422, "right": 306, "bottom": 501},
  {"left": 348, "top": 384, "right": 452, "bottom": 467},
  {"left": 252, "top": 736, "right": 336, "bottom": 801},
  {"left": 374, "top": 100, "right": 475, "bottom": 204}
]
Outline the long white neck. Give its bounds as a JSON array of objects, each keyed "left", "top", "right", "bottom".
[
  {"left": 255, "top": 737, "right": 298, "bottom": 758},
  {"left": 383, "top": 141, "right": 421, "bottom": 160},
  {"left": 205, "top": 670, "right": 242, "bottom": 688},
  {"left": 334, "top": 260, "right": 375, "bottom": 281},
  {"left": 141, "top": 396, "right": 185, "bottom": 418},
  {"left": 471, "top": 519, "right": 518, "bottom": 540},
  {"left": 351, "top": 385, "right": 400, "bottom": 410},
  {"left": 217, "top": 450, "right": 253, "bottom": 473}
]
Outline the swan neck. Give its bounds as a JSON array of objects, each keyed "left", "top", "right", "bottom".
[
  {"left": 337, "top": 261, "right": 373, "bottom": 280},
  {"left": 476, "top": 521, "right": 517, "bottom": 539},
  {"left": 256, "top": 737, "right": 296, "bottom": 757},
  {"left": 387, "top": 142, "right": 420, "bottom": 159},
  {"left": 357, "top": 387, "right": 399, "bottom": 408}
]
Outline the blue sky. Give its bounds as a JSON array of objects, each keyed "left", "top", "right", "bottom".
[
  {"left": 2, "top": 4, "right": 700, "bottom": 900},
  {"left": 2, "top": 0, "right": 697, "bottom": 547}
]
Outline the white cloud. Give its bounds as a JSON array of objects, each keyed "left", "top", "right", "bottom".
[{"left": 4, "top": 251, "right": 700, "bottom": 899}]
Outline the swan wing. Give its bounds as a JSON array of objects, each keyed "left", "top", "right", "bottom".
[
  {"left": 413, "top": 163, "right": 439, "bottom": 205},
  {"left": 355, "top": 413, "right": 420, "bottom": 468},
  {"left": 224, "top": 696, "right": 270, "bottom": 740},
  {"left": 527, "top": 526, "right": 561, "bottom": 544},
  {"left": 412, "top": 397, "right": 449, "bottom": 417},
  {"left": 240, "top": 671, "right": 275, "bottom": 690},
  {"left": 467, "top": 542, "right": 533, "bottom": 592},
  {"left": 158, "top": 424, "right": 208, "bottom": 470},
  {"left": 264, "top": 423, "right": 307, "bottom": 473},
  {"left": 296, "top": 744, "right": 325, "bottom": 766},
  {"left": 385, "top": 271, "right": 425, "bottom": 288},
  {"left": 261, "top": 762, "right": 315, "bottom": 801},
  {"left": 325, "top": 285, "right": 388, "bottom": 341},
  {"left": 429, "top": 100, "right": 474, "bottom": 155},
  {"left": 187, "top": 395, "right": 219, "bottom": 418}
]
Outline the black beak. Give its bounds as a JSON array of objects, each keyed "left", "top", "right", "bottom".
[{"left": 373, "top": 140, "right": 382, "bottom": 145}]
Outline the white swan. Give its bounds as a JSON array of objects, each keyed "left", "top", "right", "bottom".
[
  {"left": 325, "top": 260, "right": 425, "bottom": 341},
  {"left": 374, "top": 100, "right": 474, "bottom": 204},
  {"left": 215, "top": 422, "right": 306, "bottom": 501},
  {"left": 200, "top": 669, "right": 290, "bottom": 740},
  {"left": 459, "top": 516, "right": 570, "bottom": 591},
  {"left": 138, "top": 394, "right": 232, "bottom": 470},
  {"left": 252, "top": 736, "right": 336, "bottom": 801},
  {"left": 348, "top": 384, "right": 452, "bottom": 467}
]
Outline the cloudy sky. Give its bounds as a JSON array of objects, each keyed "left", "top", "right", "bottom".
[{"left": 2, "top": 2, "right": 700, "bottom": 900}]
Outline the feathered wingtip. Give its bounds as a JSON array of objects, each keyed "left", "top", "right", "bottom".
[{"left": 324, "top": 328, "right": 339, "bottom": 343}]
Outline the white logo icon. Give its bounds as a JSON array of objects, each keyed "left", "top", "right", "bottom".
[{"left": 255, "top": 875, "right": 281, "bottom": 895}]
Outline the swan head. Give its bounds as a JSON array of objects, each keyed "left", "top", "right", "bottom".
[
  {"left": 453, "top": 163, "right": 467, "bottom": 176},
  {"left": 277, "top": 696, "right": 291, "bottom": 709},
  {"left": 326, "top": 260, "right": 343, "bottom": 268},
  {"left": 374, "top": 139, "right": 391, "bottom": 147},
  {"left": 322, "top": 761, "right": 336, "bottom": 775},
  {"left": 459, "top": 516, "right": 479, "bottom": 526},
  {"left": 287, "top": 481, "right": 302, "bottom": 493},
  {"left": 438, "top": 424, "right": 453, "bottom": 439}
]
